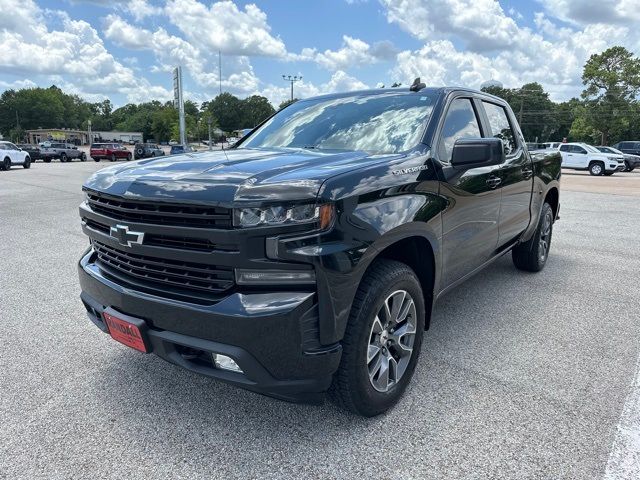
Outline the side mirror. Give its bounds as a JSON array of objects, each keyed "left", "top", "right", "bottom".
[{"left": 450, "top": 138, "right": 505, "bottom": 168}]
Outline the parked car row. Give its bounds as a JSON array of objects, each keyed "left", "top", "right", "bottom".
[{"left": 529, "top": 141, "right": 639, "bottom": 175}]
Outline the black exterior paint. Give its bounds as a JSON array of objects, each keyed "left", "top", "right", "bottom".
[{"left": 78, "top": 87, "right": 561, "bottom": 401}]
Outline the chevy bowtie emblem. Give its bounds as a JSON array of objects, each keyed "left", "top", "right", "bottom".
[{"left": 110, "top": 224, "right": 144, "bottom": 247}]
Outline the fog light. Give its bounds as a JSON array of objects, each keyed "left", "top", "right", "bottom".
[
  {"left": 235, "top": 269, "right": 316, "bottom": 285},
  {"left": 213, "top": 354, "right": 243, "bottom": 373}
]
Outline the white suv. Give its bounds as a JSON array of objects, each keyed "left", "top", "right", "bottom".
[
  {"left": 557, "top": 142, "right": 624, "bottom": 176},
  {"left": 0, "top": 141, "right": 31, "bottom": 170}
]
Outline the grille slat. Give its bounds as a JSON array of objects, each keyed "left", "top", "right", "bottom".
[
  {"left": 93, "top": 241, "right": 234, "bottom": 294},
  {"left": 83, "top": 218, "right": 236, "bottom": 253},
  {"left": 86, "top": 191, "right": 232, "bottom": 229}
]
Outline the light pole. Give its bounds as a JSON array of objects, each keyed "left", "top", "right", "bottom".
[{"left": 282, "top": 75, "right": 302, "bottom": 102}]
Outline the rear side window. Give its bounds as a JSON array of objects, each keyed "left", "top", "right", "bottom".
[
  {"left": 482, "top": 101, "right": 517, "bottom": 155},
  {"left": 559, "top": 145, "right": 570, "bottom": 152},
  {"left": 571, "top": 145, "right": 587, "bottom": 154},
  {"left": 438, "top": 98, "right": 482, "bottom": 163}
]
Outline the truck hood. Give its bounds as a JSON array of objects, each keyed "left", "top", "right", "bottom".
[{"left": 84, "top": 147, "right": 393, "bottom": 205}]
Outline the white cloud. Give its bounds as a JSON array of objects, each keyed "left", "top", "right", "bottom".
[
  {"left": 103, "top": 14, "right": 260, "bottom": 94},
  {"left": 539, "top": 0, "right": 640, "bottom": 25},
  {"left": 297, "top": 36, "right": 397, "bottom": 70},
  {"left": 164, "top": 0, "right": 287, "bottom": 57},
  {"left": 0, "top": 0, "right": 171, "bottom": 103},
  {"left": 382, "top": 0, "right": 640, "bottom": 100}
]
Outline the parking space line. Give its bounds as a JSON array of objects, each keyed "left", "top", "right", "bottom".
[{"left": 604, "top": 352, "right": 640, "bottom": 479}]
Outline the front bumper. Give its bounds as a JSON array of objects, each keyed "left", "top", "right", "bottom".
[{"left": 78, "top": 250, "right": 341, "bottom": 403}]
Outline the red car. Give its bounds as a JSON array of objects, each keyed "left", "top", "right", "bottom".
[{"left": 90, "top": 143, "right": 132, "bottom": 162}]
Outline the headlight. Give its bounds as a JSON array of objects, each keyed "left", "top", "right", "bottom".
[{"left": 234, "top": 203, "right": 334, "bottom": 229}]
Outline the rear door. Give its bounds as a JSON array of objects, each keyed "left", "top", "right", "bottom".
[
  {"left": 479, "top": 100, "right": 532, "bottom": 247},
  {"left": 436, "top": 96, "right": 502, "bottom": 287}
]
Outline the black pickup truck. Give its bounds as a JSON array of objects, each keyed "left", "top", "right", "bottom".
[{"left": 78, "top": 85, "right": 561, "bottom": 416}]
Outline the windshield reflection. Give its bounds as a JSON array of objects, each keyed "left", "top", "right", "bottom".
[{"left": 241, "top": 92, "right": 436, "bottom": 155}]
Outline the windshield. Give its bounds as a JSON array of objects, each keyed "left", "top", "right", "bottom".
[
  {"left": 583, "top": 144, "right": 601, "bottom": 153},
  {"left": 240, "top": 92, "right": 437, "bottom": 155}
]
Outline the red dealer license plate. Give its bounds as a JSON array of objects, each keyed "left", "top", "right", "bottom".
[{"left": 103, "top": 310, "right": 149, "bottom": 353}]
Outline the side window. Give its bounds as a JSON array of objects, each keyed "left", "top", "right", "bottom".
[
  {"left": 559, "top": 144, "right": 570, "bottom": 152},
  {"left": 439, "top": 98, "right": 481, "bottom": 163},
  {"left": 482, "top": 101, "right": 517, "bottom": 155},
  {"left": 572, "top": 146, "right": 587, "bottom": 154}
]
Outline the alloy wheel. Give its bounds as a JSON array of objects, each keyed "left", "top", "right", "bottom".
[
  {"left": 539, "top": 210, "right": 553, "bottom": 262},
  {"left": 367, "top": 290, "right": 417, "bottom": 392}
]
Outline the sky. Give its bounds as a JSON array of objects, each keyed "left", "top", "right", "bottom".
[{"left": 0, "top": 0, "right": 639, "bottom": 108}]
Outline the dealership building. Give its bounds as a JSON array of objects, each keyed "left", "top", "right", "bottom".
[{"left": 25, "top": 128, "right": 143, "bottom": 145}]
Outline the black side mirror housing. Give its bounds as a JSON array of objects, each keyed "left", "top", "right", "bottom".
[{"left": 450, "top": 138, "right": 505, "bottom": 168}]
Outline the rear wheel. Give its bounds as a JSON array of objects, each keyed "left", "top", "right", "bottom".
[
  {"left": 512, "top": 202, "right": 554, "bottom": 272},
  {"left": 80, "top": 152, "right": 87, "bottom": 162},
  {"left": 110, "top": 154, "right": 116, "bottom": 162},
  {"left": 330, "top": 259, "right": 425, "bottom": 416},
  {"left": 23, "top": 156, "right": 31, "bottom": 169},
  {"left": 60, "top": 153, "right": 67, "bottom": 163},
  {"left": 2, "top": 157, "right": 10, "bottom": 171},
  {"left": 589, "top": 161, "right": 604, "bottom": 176},
  {"left": 126, "top": 153, "right": 132, "bottom": 161}
]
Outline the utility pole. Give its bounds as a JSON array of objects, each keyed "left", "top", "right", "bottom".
[
  {"left": 87, "top": 119, "right": 92, "bottom": 146},
  {"left": 173, "top": 66, "right": 186, "bottom": 146},
  {"left": 208, "top": 117, "right": 213, "bottom": 151},
  {"left": 219, "top": 51, "right": 222, "bottom": 96},
  {"left": 282, "top": 75, "right": 302, "bottom": 102}
]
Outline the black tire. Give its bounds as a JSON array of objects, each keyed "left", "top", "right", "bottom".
[
  {"left": 80, "top": 152, "right": 87, "bottom": 162},
  {"left": 1, "top": 157, "right": 10, "bottom": 171},
  {"left": 136, "top": 148, "right": 144, "bottom": 156},
  {"left": 589, "top": 161, "right": 604, "bottom": 176},
  {"left": 44, "top": 158, "right": 51, "bottom": 163},
  {"left": 126, "top": 153, "right": 132, "bottom": 161},
  {"left": 603, "top": 171, "right": 615, "bottom": 176},
  {"left": 93, "top": 157, "right": 100, "bottom": 162},
  {"left": 512, "top": 202, "right": 554, "bottom": 272},
  {"left": 60, "top": 153, "right": 67, "bottom": 163},
  {"left": 110, "top": 154, "right": 116, "bottom": 162},
  {"left": 329, "top": 259, "right": 425, "bottom": 416},
  {"left": 23, "top": 156, "right": 31, "bottom": 169}
]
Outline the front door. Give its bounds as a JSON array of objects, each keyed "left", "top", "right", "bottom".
[{"left": 436, "top": 97, "right": 502, "bottom": 287}]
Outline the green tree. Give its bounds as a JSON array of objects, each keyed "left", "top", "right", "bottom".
[
  {"left": 580, "top": 46, "right": 640, "bottom": 144},
  {"left": 151, "top": 106, "right": 178, "bottom": 142},
  {"left": 201, "top": 93, "right": 244, "bottom": 133},
  {"left": 242, "top": 95, "right": 275, "bottom": 127},
  {"left": 278, "top": 98, "right": 298, "bottom": 110},
  {"left": 481, "top": 82, "right": 558, "bottom": 142}
]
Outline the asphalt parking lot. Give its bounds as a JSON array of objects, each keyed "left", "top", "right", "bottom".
[{"left": 1, "top": 161, "right": 639, "bottom": 479}]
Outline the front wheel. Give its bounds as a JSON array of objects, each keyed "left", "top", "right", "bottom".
[
  {"left": 110, "top": 154, "right": 116, "bottom": 162},
  {"left": 1, "top": 157, "right": 10, "bottom": 171},
  {"left": 23, "top": 156, "right": 31, "bottom": 169},
  {"left": 126, "top": 153, "right": 132, "bottom": 161},
  {"left": 330, "top": 259, "right": 425, "bottom": 416},
  {"left": 512, "top": 202, "right": 554, "bottom": 272},
  {"left": 80, "top": 152, "right": 87, "bottom": 162},
  {"left": 60, "top": 153, "right": 67, "bottom": 163},
  {"left": 589, "top": 161, "right": 604, "bottom": 176}
]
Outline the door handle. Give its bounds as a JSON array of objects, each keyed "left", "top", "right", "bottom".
[
  {"left": 522, "top": 168, "right": 533, "bottom": 179},
  {"left": 486, "top": 176, "right": 502, "bottom": 189}
]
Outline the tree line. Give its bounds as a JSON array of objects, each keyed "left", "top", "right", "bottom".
[
  {"left": 1, "top": 46, "right": 638, "bottom": 145},
  {"left": 0, "top": 89, "right": 285, "bottom": 143},
  {"left": 481, "top": 46, "right": 640, "bottom": 145}
]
